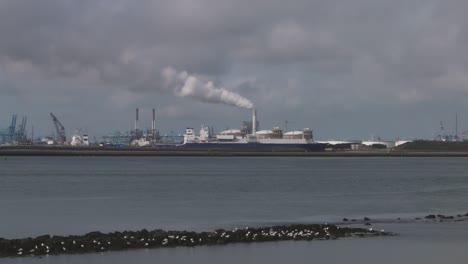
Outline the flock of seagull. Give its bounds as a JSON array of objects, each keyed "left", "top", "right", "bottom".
[
  {"left": 5, "top": 224, "right": 387, "bottom": 257},
  {"left": 5, "top": 213, "right": 468, "bottom": 257}
]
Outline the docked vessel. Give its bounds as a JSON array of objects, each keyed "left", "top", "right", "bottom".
[{"left": 181, "top": 108, "right": 327, "bottom": 151}]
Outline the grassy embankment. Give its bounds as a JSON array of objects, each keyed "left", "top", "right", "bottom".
[{"left": 396, "top": 140, "right": 468, "bottom": 152}]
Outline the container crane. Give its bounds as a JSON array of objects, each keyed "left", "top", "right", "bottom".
[
  {"left": 0, "top": 115, "right": 17, "bottom": 144},
  {"left": 50, "top": 113, "right": 66, "bottom": 144},
  {"left": 17, "top": 116, "right": 27, "bottom": 140}
]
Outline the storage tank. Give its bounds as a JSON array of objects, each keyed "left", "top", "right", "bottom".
[
  {"left": 219, "top": 129, "right": 242, "bottom": 136},
  {"left": 283, "top": 130, "right": 304, "bottom": 139},
  {"left": 255, "top": 130, "right": 277, "bottom": 139}
]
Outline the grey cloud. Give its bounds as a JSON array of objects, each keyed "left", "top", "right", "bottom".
[
  {"left": 2, "top": 0, "right": 466, "bottom": 86},
  {"left": 0, "top": 82, "right": 19, "bottom": 96},
  {"left": 1, "top": 0, "right": 468, "bottom": 139}
]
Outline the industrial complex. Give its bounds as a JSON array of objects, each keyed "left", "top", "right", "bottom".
[{"left": 1, "top": 107, "right": 466, "bottom": 152}]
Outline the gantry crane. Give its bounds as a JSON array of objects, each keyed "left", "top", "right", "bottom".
[{"left": 50, "top": 113, "right": 66, "bottom": 144}]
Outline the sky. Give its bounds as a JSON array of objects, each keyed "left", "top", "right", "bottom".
[{"left": 1, "top": 0, "right": 468, "bottom": 140}]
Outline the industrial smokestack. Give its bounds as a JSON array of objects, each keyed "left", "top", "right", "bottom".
[
  {"left": 252, "top": 107, "right": 257, "bottom": 134},
  {"left": 152, "top": 108, "right": 156, "bottom": 141},
  {"left": 135, "top": 108, "right": 139, "bottom": 131}
]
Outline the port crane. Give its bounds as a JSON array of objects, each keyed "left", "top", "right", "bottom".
[
  {"left": 50, "top": 113, "right": 66, "bottom": 144},
  {"left": 16, "top": 116, "right": 27, "bottom": 140},
  {"left": 0, "top": 115, "right": 17, "bottom": 144}
]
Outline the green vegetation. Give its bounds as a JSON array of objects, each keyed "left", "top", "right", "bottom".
[{"left": 396, "top": 140, "right": 468, "bottom": 151}]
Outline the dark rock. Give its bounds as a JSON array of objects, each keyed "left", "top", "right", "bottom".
[
  {"left": 441, "top": 216, "right": 454, "bottom": 220},
  {"left": 363, "top": 217, "right": 371, "bottom": 221},
  {"left": 364, "top": 222, "right": 371, "bottom": 226},
  {"left": 342, "top": 218, "right": 349, "bottom": 222},
  {"left": 425, "top": 215, "right": 436, "bottom": 219},
  {"left": 35, "top": 235, "right": 51, "bottom": 241},
  {"left": 0, "top": 224, "right": 394, "bottom": 258}
]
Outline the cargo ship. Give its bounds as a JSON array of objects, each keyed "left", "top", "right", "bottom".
[{"left": 180, "top": 108, "right": 327, "bottom": 151}]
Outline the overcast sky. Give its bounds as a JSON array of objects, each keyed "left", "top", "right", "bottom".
[{"left": 1, "top": 0, "right": 467, "bottom": 140}]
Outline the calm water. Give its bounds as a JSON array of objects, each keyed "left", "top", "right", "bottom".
[{"left": 1, "top": 157, "right": 468, "bottom": 263}]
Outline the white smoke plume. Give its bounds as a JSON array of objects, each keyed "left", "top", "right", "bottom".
[{"left": 161, "top": 67, "right": 254, "bottom": 109}]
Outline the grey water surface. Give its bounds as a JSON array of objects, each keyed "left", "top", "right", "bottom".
[{"left": 1, "top": 157, "right": 468, "bottom": 263}]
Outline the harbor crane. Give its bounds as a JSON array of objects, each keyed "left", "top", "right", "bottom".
[
  {"left": 0, "top": 114, "right": 17, "bottom": 144},
  {"left": 16, "top": 116, "right": 27, "bottom": 140},
  {"left": 50, "top": 113, "right": 66, "bottom": 144}
]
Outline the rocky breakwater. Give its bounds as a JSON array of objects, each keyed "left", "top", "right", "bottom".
[
  {"left": 422, "top": 213, "right": 468, "bottom": 222},
  {"left": 0, "top": 224, "right": 392, "bottom": 258}
]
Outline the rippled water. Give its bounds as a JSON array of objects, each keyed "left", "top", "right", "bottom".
[{"left": 1, "top": 157, "right": 468, "bottom": 263}]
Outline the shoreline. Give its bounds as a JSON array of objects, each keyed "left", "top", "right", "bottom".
[
  {"left": 3, "top": 146, "right": 468, "bottom": 157},
  {"left": 0, "top": 148, "right": 468, "bottom": 157}
]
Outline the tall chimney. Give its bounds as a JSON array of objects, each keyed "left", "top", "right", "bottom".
[
  {"left": 135, "top": 108, "right": 139, "bottom": 131},
  {"left": 152, "top": 108, "right": 156, "bottom": 140},
  {"left": 252, "top": 107, "right": 257, "bottom": 134}
]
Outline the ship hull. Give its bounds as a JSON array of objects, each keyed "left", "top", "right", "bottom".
[{"left": 179, "top": 142, "right": 327, "bottom": 152}]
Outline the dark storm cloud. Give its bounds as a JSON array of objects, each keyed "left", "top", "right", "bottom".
[
  {"left": 2, "top": 0, "right": 467, "bottom": 97},
  {"left": 1, "top": 0, "right": 468, "bottom": 138},
  {"left": 0, "top": 0, "right": 258, "bottom": 81}
]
